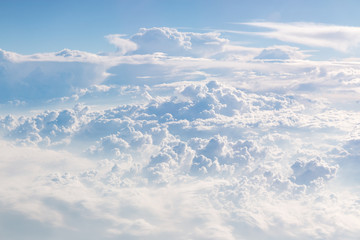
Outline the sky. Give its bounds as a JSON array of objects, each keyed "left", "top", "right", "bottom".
[
  {"left": 1, "top": 1, "right": 360, "bottom": 240},
  {"left": 1, "top": 0, "right": 360, "bottom": 58}
]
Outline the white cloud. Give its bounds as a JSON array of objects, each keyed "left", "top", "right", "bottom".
[
  {"left": 0, "top": 49, "right": 109, "bottom": 103},
  {"left": 240, "top": 22, "right": 360, "bottom": 52},
  {"left": 254, "top": 45, "right": 308, "bottom": 60},
  {"left": 1, "top": 77, "right": 360, "bottom": 239},
  {"left": 130, "top": 27, "right": 228, "bottom": 57},
  {"left": 131, "top": 27, "right": 191, "bottom": 54},
  {"left": 2, "top": 27, "right": 360, "bottom": 105},
  {"left": 291, "top": 157, "right": 338, "bottom": 185},
  {"left": 1, "top": 26, "right": 360, "bottom": 239},
  {"left": 105, "top": 34, "right": 138, "bottom": 55}
]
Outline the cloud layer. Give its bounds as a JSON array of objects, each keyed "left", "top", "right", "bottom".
[
  {"left": 1, "top": 79, "right": 360, "bottom": 239},
  {"left": 1, "top": 25, "right": 360, "bottom": 239}
]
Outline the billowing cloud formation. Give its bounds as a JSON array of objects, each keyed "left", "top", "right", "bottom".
[
  {"left": 130, "top": 27, "right": 228, "bottom": 57},
  {"left": 3, "top": 26, "right": 360, "bottom": 105},
  {"left": 1, "top": 25, "right": 360, "bottom": 239},
  {"left": 1, "top": 79, "right": 360, "bottom": 239},
  {"left": 241, "top": 22, "right": 360, "bottom": 52}
]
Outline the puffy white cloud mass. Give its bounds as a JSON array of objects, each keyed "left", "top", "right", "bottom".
[
  {"left": 130, "top": 27, "right": 229, "bottom": 57},
  {"left": 1, "top": 26, "right": 360, "bottom": 240}
]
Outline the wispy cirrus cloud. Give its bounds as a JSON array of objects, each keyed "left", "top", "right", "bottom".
[{"left": 237, "top": 22, "right": 360, "bottom": 52}]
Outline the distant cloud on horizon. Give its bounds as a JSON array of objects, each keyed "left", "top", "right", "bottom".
[{"left": 236, "top": 21, "right": 360, "bottom": 52}]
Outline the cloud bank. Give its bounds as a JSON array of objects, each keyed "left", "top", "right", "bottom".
[{"left": 1, "top": 25, "right": 360, "bottom": 239}]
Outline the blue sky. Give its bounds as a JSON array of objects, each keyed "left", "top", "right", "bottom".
[{"left": 1, "top": 0, "right": 360, "bottom": 57}]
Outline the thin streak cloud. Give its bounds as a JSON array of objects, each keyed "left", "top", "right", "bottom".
[{"left": 235, "top": 22, "right": 360, "bottom": 52}]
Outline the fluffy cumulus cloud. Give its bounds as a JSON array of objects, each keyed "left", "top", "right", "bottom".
[
  {"left": 1, "top": 79, "right": 360, "bottom": 239},
  {"left": 2, "top": 26, "right": 360, "bottom": 105},
  {"left": 130, "top": 27, "right": 228, "bottom": 57},
  {"left": 1, "top": 25, "right": 360, "bottom": 240}
]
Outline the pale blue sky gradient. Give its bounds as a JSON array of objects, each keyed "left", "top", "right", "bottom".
[{"left": 1, "top": 0, "right": 360, "bottom": 56}]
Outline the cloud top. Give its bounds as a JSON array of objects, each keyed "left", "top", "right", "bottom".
[
  {"left": 1, "top": 78, "right": 359, "bottom": 239},
  {"left": 129, "top": 27, "right": 228, "bottom": 57},
  {"left": 1, "top": 24, "right": 360, "bottom": 239}
]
